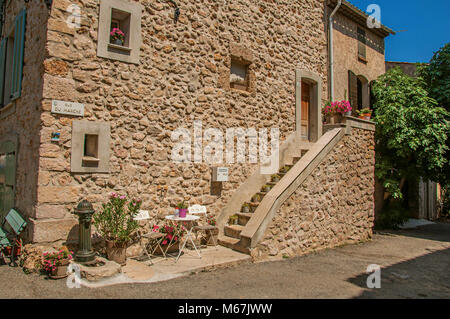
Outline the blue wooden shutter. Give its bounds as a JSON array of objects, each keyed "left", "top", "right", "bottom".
[
  {"left": 11, "top": 8, "right": 26, "bottom": 101},
  {"left": 0, "top": 38, "right": 6, "bottom": 106}
]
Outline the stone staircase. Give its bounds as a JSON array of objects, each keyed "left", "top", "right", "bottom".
[{"left": 218, "top": 149, "right": 309, "bottom": 254}]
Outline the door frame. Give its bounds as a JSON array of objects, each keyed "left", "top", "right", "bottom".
[
  {"left": 0, "top": 133, "right": 18, "bottom": 221},
  {"left": 295, "top": 69, "right": 323, "bottom": 142}
]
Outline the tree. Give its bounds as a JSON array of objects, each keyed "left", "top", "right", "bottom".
[
  {"left": 417, "top": 43, "right": 450, "bottom": 214},
  {"left": 417, "top": 43, "right": 450, "bottom": 112},
  {"left": 371, "top": 67, "right": 449, "bottom": 201}
]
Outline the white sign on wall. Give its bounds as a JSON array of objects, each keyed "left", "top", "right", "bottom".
[
  {"left": 212, "top": 167, "right": 229, "bottom": 182},
  {"left": 51, "top": 100, "right": 84, "bottom": 117}
]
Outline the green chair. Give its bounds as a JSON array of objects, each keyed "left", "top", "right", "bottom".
[{"left": 0, "top": 208, "right": 27, "bottom": 266}]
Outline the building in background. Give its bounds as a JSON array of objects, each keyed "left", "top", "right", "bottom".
[{"left": 328, "top": 0, "right": 394, "bottom": 113}]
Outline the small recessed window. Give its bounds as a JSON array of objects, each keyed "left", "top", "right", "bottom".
[
  {"left": 82, "top": 134, "right": 99, "bottom": 167},
  {"left": 97, "top": 0, "right": 142, "bottom": 64},
  {"left": 230, "top": 59, "right": 250, "bottom": 91},
  {"left": 109, "top": 9, "right": 130, "bottom": 47}
]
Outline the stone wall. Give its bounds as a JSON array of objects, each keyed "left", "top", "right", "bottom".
[
  {"left": 252, "top": 126, "right": 375, "bottom": 260},
  {"left": 0, "top": 1, "right": 48, "bottom": 241},
  {"left": 332, "top": 10, "right": 386, "bottom": 101},
  {"left": 33, "top": 0, "right": 329, "bottom": 243}
]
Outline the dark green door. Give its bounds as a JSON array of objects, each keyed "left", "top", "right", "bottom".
[{"left": 0, "top": 138, "right": 16, "bottom": 221}]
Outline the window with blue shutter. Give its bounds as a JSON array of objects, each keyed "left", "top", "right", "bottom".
[{"left": 10, "top": 8, "right": 26, "bottom": 101}]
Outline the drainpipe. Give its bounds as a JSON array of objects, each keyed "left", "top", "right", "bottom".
[{"left": 328, "top": 0, "right": 342, "bottom": 101}]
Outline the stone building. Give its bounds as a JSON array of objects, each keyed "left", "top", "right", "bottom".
[
  {"left": 0, "top": 0, "right": 390, "bottom": 259},
  {"left": 328, "top": 0, "right": 394, "bottom": 112}
]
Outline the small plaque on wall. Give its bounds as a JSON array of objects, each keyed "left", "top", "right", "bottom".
[
  {"left": 51, "top": 100, "right": 84, "bottom": 117},
  {"left": 212, "top": 167, "right": 229, "bottom": 182}
]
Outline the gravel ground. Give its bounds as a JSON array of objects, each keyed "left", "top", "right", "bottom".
[{"left": 1, "top": 223, "right": 449, "bottom": 299}]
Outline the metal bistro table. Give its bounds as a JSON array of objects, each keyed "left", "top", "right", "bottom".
[{"left": 165, "top": 214, "right": 201, "bottom": 262}]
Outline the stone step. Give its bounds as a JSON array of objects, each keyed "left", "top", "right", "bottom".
[
  {"left": 224, "top": 224, "right": 245, "bottom": 239},
  {"left": 218, "top": 236, "right": 240, "bottom": 249},
  {"left": 237, "top": 212, "right": 252, "bottom": 226},
  {"left": 218, "top": 236, "right": 250, "bottom": 255}
]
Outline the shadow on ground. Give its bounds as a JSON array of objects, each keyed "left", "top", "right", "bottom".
[{"left": 348, "top": 223, "right": 450, "bottom": 299}]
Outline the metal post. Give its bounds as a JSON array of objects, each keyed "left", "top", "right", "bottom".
[{"left": 73, "top": 200, "right": 96, "bottom": 263}]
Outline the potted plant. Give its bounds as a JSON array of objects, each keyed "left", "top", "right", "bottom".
[
  {"left": 261, "top": 184, "right": 272, "bottom": 192},
  {"left": 110, "top": 27, "right": 125, "bottom": 46},
  {"left": 228, "top": 214, "right": 238, "bottom": 225},
  {"left": 93, "top": 192, "right": 141, "bottom": 265},
  {"left": 322, "top": 100, "right": 352, "bottom": 124},
  {"left": 42, "top": 247, "right": 73, "bottom": 279},
  {"left": 241, "top": 202, "right": 250, "bottom": 213},
  {"left": 280, "top": 165, "right": 291, "bottom": 174},
  {"left": 251, "top": 194, "right": 261, "bottom": 203},
  {"left": 358, "top": 108, "right": 372, "bottom": 120},
  {"left": 177, "top": 201, "right": 188, "bottom": 218},
  {"left": 151, "top": 221, "right": 185, "bottom": 255},
  {"left": 271, "top": 174, "right": 280, "bottom": 182}
]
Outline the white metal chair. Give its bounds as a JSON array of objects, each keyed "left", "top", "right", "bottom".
[
  {"left": 189, "top": 205, "right": 219, "bottom": 249},
  {"left": 133, "top": 210, "right": 166, "bottom": 264}
]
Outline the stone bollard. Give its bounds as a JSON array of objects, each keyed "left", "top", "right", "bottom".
[{"left": 73, "top": 200, "right": 96, "bottom": 264}]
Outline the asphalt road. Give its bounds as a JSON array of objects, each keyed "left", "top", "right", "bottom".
[{"left": 1, "top": 223, "right": 449, "bottom": 299}]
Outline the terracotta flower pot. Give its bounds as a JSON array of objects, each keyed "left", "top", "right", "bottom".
[
  {"left": 105, "top": 240, "right": 127, "bottom": 265},
  {"left": 326, "top": 114, "right": 343, "bottom": 124},
  {"left": 49, "top": 259, "right": 69, "bottom": 279}
]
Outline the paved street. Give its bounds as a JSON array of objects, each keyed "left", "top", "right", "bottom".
[{"left": 1, "top": 223, "right": 449, "bottom": 299}]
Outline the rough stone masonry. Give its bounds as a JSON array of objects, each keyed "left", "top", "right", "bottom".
[{"left": 30, "top": 0, "right": 329, "bottom": 243}]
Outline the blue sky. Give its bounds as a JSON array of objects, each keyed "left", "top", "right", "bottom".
[{"left": 348, "top": 0, "right": 450, "bottom": 63}]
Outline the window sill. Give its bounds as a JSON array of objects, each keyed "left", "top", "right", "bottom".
[
  {"left": 82, "top": 156, "right": 100, "bottom": 162},
  {"left": 230, "top": 82, "right": 249, "bottom": 92},
  {"left": 107, "top": 43, "right": 132, "bottom": 52},
  {"left": 358, "top": 55, "right": 368, "bottom": 64},
  {"left": 0, "top": 101, "right": 16, "bottom": 119}
]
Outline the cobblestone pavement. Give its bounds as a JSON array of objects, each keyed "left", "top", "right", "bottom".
[{"left": 1, "top": 223, "right": 449, "bottom": 299}]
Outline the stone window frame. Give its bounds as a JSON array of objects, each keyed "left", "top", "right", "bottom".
[
  {"left": 71, "top": 120, "right": 110, "bottom": 173},
  {"left": 295, "top": 69, "right": 323, "bottom": 143},
  {"left": 97, "top": 0, "right": 142, "bottom": 64},
  {"left": 219, "top": 44, "right": 256, "bottom": 95}
]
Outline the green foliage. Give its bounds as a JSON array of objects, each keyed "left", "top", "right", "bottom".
[
  {"left": 441, "top": 184, "right": 450, "bottom": 217},
  {"left": 371, "top": 67, "right": 449, "bottom": 199},
  {"left": 374, "top": 200, "right": 410, "bottom": 229},
  {"left": 93, "top": 193, "right": 141, "bottom": 246},
  {"left": 417, "top": 43, "right": 450, "bottom": 186},
  {"left": 417, "top": 43, "right": 450, "bottom": 112}
]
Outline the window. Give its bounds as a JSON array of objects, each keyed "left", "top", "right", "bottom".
[
  {"left": 109, "top": 9, "right": 130, "bottom": 47},
  {"left": 82, "top": 134, "right": 99, "bottom": 167},
  {"left": 357, "top": 27, "right": 366, "bottom": 61},
  {"left": 97, "top": 0, "right": 142, "bottom": 64},
  {"left": 71, "top": 121, "right": 110, "bottom": 173},
  {"left": 348, "top": 70, "right": 370, "bottom": 113},
  {"left": 230, "top": 59, "right": 250, "bottom": 91},
  {"left": 0, "top": 8, "right": 26, "bottom": 108}
]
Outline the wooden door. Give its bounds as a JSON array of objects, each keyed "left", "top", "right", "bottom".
[
  {"left": 0, "top": 139, "right": 16, "bottom": 221},
  {"left": 301, "top": 81, "right": 310, "bottom": 139}
]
